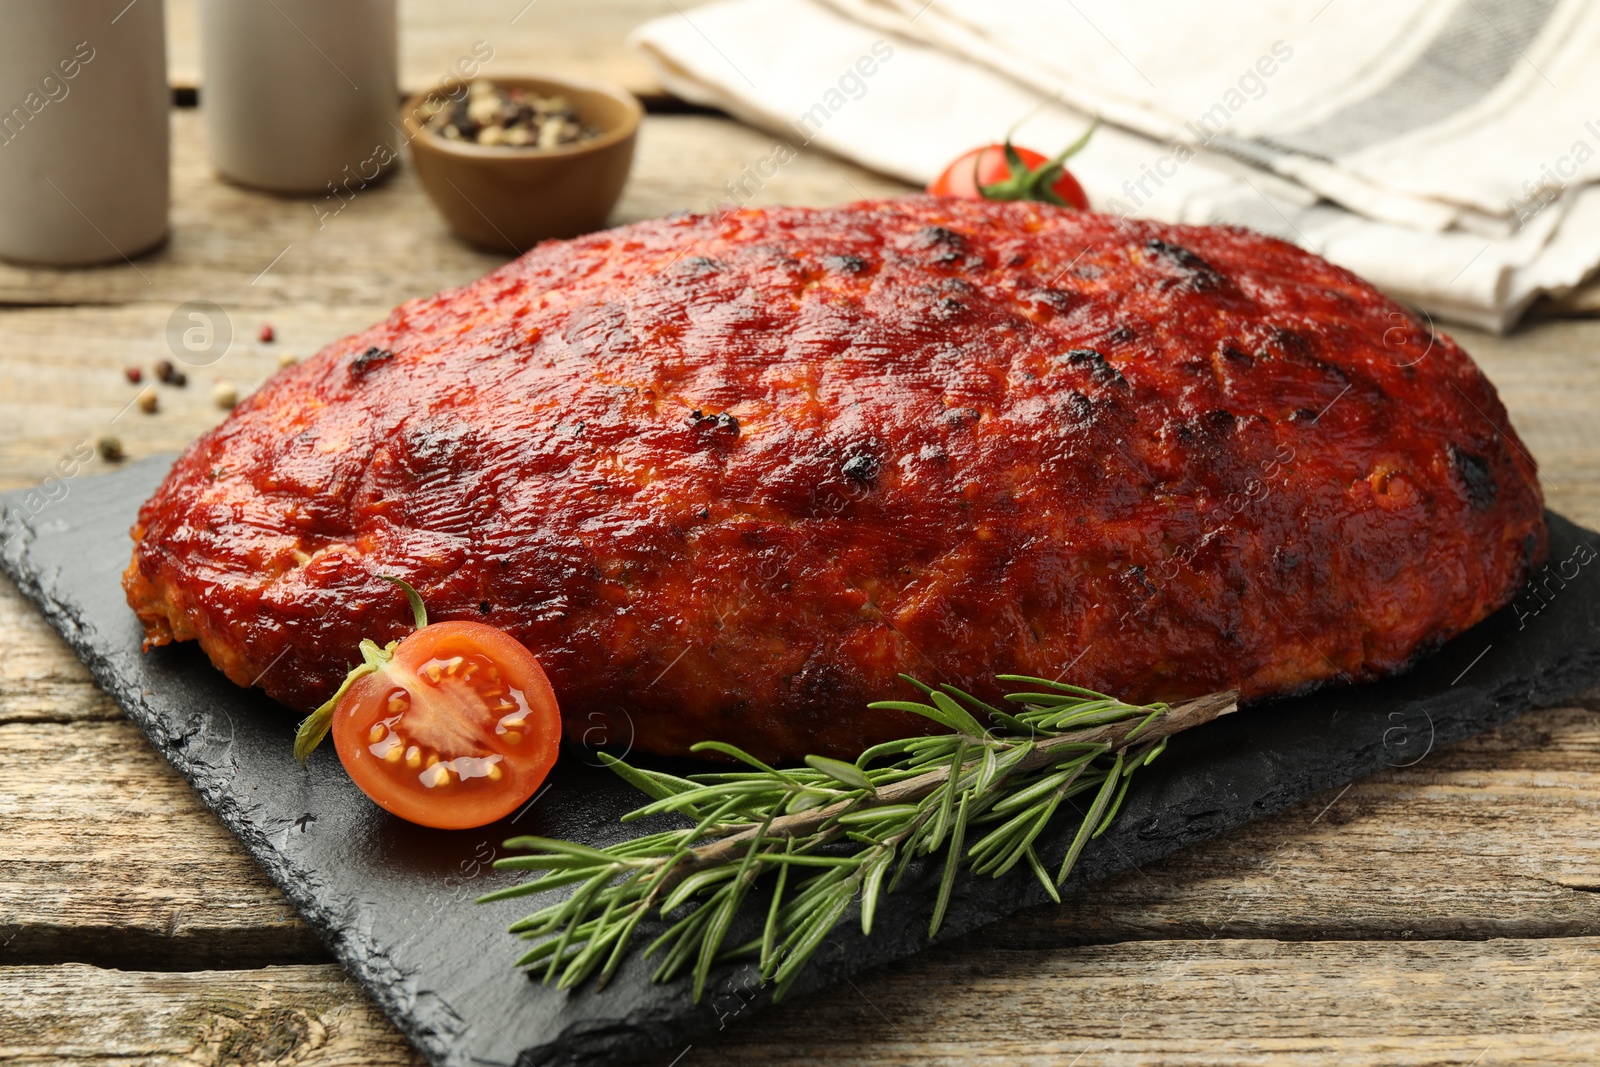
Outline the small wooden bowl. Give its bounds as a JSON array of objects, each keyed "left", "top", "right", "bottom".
[{"left": 400, "top": 75, "right": 641, "bottom": 253}]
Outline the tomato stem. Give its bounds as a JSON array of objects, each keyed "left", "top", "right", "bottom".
[
  {"left": 977, "top": 116, "right": 1099, "bottom": 207},
  {"left": 292, "top": 577, "right": 428, "bottom": 764},
  {"left": 381, "top": 575, "right": 429, "bottom": 630},
  {"left": 293, "top": 638, "right": 396, "bottom": 764}
]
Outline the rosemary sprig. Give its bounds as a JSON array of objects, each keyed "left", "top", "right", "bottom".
[{"left": 479, "top": 677, "right": 1235, "bottom": 1001}]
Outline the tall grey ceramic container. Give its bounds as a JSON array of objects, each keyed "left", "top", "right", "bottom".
[
  {"left": 199, "top": 0, "right": 398, "bottom": 195},
  {"left": 0, "top": 0, "right": 169, "bottom": 266}
]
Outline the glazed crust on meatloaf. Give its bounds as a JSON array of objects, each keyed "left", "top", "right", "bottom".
[{"left": 123, "top": 197, "right": 1546, "bottom": 761}]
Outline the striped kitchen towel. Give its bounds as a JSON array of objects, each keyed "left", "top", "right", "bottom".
[{"left": 633, "top": 0, "right": 1600, "bottom": 331}]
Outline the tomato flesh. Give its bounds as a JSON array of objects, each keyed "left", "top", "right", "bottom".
[
  {"left": 331, "top": 621, "right": 560, "bottom": 829},
  {"left": 927, "top": 144, "right": 1091, "bottom": 211}
]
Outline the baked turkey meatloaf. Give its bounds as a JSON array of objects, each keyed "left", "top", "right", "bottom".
[{"left": 124, "top": 197, "right": 1546, "bottom": 761}]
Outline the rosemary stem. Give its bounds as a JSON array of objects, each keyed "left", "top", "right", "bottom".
[{"left": 649, "top": 690, "right": 1235, "bottom": 896}]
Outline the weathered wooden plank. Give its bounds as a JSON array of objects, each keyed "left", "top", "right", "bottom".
[
  {"left": 0, "top": 719, "right": 323, "bottom": 966},
  {"left": 393, "top": 0, "right": 678, "bottom": 100},
  {"left": 705, "top": 935, "right": 1600, "bottom": 1066},
  {"left": 166, "top": 0, "right": 678, "bottom": 100},
  {"left": 5, "top": 935, "right": 1599, "bottom": 1067},
  {"left": 0, "top": 963, "right": 424, "bottom": 1067},
  {"left": 0, "top": 301, "right": 392, "bottom": 494},
  {"left": 0, "top": 110, "right": 911, "bottom": 310},
  {"left": 3, "top": 706, "right": 1596, "bottom": 968},
  {"left": 1453, "top": 325, "right": 1600, "bottom": 526},
  {"left": 0, "top": 577, "right": 121, "bottom": 726}
]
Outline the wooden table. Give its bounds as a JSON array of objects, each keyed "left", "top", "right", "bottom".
[{"left": 4, "top": 7, "right": 1600, "bottom": 1066}]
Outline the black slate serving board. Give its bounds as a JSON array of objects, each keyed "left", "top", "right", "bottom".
[{"left": 4, "top": 456, "right": 1599, "bottom": 1067}]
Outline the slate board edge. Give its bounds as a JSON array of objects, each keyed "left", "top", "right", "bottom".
[{"left": 4, "top": 464, "right": 1599, "bottom": 1067}]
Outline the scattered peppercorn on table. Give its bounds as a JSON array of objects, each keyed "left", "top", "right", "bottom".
[{"left": 3, "top": 3, "right": 1600, "bottom": 1064}]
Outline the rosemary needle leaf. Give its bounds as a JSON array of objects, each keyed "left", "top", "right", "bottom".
[
  {"left": 976, "top": 744, "right": 1000, "bottom": 793},
  {"left": 1094, "top": 761, "right": 1140, "bottom": 838},
  {"left": 690, "top": 741, "right": 797, "bottom": 780},
  {"left": 499, "top": 837, "right": 619, "bottom": 863},
  {"left": 650, "top": 902, "right": 717, "bottom": 984},
  {"left": 867, "top": 698, "right": 984, "bottom": 738},
  {"left": 515, "top": 917, "right": 601, "bottom": 967},
  {"left": 929, "top": 690, "right": 989, "bottom": 738},
  {"left": 936, "top": 682, "right": 1005, "bottom": 719},
  {"left": 774, "top": 886, "right": 855, "bottom": 997},
  {"left": 995, "top": 675, "right": 1116, "bottom": 700},
  {"left": 661, "top": 866, "right": 741, "bottom": 915},
  {"left": 804, "top": 754, "right": 876, "bottom": 793},
  {"left": 595, "top": 904, "right": 651, "bottom": 991},
  {"left": 1122, "top": 704, "right": 1169, "bottom": 741},
  {"left": 760, "top": 837, "right": 795, "bottom": 973},
  {"left": 887, "top": 811, "right": 924, "bottom": 894},
  {"left": 1024, "top": 844, "right": 1062, "bottom": 904},
  {"left": 596, "top": 751, "right": 698, "bottom": 802},
  {"left": 860, "top": 851, "right": 891, "bottom": 936},
  {"left": 784, "top": 789, "right": 830, "bottom": 814},
  {"left": 929, "top": 789, "right": 972, "bottom": 938},
  {"left": 760, "top": 853, "right": 860, "bottom": 868},
  {"left": 853, "top": 737, "right": 919, "bottom": 767},
  {"left": 1057, "top": 751, "right": 1125, "bottom": 886},
  {"left": 542, "top": 870, "right": 611, "bottom": 983},
  {"left": 835, "top": 803, "right": 921, "bottom": 826},
  {"left": 485, "top": 865, "right": 611, "bottom": 904},
  {"left": 925, "top": 738, "right": 967, "bottom": 853},
  {"left": 984, "top": 708, "right": 1042, "bottom": 734},
  {"left": 989, "top": 766, "right": 1077, "bottom": 817}
]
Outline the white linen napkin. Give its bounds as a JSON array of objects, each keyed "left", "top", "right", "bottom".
[{"left": 631, "top": 0, "right": 1600, "bottom": 332}]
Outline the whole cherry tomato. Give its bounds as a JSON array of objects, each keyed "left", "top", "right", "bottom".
[{"left": 928, "top": 120, "right": 1097, "bottom": 210}]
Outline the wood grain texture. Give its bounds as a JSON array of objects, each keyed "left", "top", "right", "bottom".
[
  {"left": 704, "top": 935, "right": 1600, "bottom": 1066},
  {"left": 0, "top": 963, "right": 425, "bottom": 1067},
  {"left": 166, "top": 0, "right": 679, "bottom": 99},
  {"left": 0, "top": 718, "right": 323, "bottom": 967},
  {"left": 5, "top": 936, "right": 1599, "bottom": 1067},
  {"left": 0, "top": 577, "right": 121, "bottom": 726}
]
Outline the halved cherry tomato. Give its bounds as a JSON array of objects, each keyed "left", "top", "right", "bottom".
[
  {"left": 294, "top": 579, "right": 561, "bottom": 830},
  {"left": 928, "top": 122, "right": 1097, "bottom": 210},
  {"left": 329, "top": 621, "right": 560, "bottom": 829}
]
